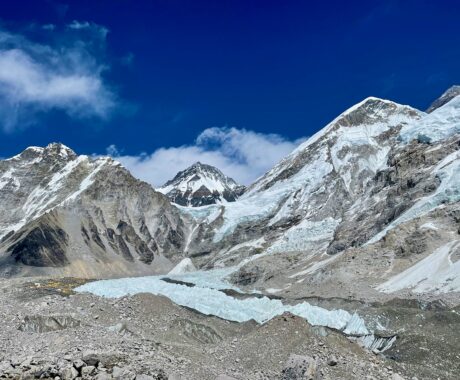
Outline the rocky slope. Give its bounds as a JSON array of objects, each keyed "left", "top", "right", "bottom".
[
  {"left": 180, "top": 87, "right": 460, "bottom": 304},
  {"left": 158, "top": 162, "right": 245, "bottom": 207},
  {"left": 426, "top": 85, "right": 460, "bottom": 112},
  {"left": 0, "top": 143, "right": 192, "bottom": 278}
]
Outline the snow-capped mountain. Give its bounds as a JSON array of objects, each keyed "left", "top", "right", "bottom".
[
  {"left": 0, "top": 143, "right": 192, "bottom": 278},
  {"left": 180, "top": 88, "right": 460, "bottom": 300},
  {"left": 2, "top": 86, "right": 460, "bottom": 304},
  {"left": 158, "top": 162, "right": 245, "bottom": 207}
]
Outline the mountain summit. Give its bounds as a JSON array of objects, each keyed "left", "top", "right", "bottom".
[{"left": 158, "top": 162, "right": 245, "bottom": 207}]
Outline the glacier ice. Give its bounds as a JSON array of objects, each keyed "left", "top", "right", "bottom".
[
  {"left": 400, "top": 95, "right": 460, "bottom": 143},
  {"left": 76, "top": 270, "right": 369, "bottom": 336}
]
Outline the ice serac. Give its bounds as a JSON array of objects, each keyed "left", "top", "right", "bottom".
[
  {"left": 158, "top": 161, "right": 245, "bottom": 207},
  {"left": 0, "top": 143, "right": 192, "bottom": 278},
  {"left": 76, "top": 270, "right": 369, "bottom": 336}
]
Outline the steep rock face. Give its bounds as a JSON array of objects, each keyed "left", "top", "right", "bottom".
[
  {"left": 426, "top": 85, "right": 460, "bottom": 113},
  {"left": 159, "top": 162, "right": 245, "bottom": 207},
  {"left": 0, "top": 143, "right": 192, "bottom": 278}
]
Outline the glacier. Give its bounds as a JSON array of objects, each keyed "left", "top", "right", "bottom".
[
  {"left": 400, "top": 96, "right": 460, "bottom": 143},
  {"left": 76, "top": 269, "right": 369, "bottom": 336}
]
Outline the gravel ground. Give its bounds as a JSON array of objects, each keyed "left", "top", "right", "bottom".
[{"left": 0, "top": 277, "right": 423, "bottom": 380}]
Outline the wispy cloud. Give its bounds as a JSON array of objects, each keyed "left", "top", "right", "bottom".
[
  {"left": 107, "top": 127, "right": 306, "bottom": 187},
  {"left": 0, "top": 22, "right": 116, "bottom": 131},
  {"left": 67, "top": 20, "right": 109, "bottom": 40}
]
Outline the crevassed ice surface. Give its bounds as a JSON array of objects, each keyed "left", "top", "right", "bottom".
[
  {"left": 76, "top": 270, "right": 368, "bottom": 336},
  {"left": 212, "top": 149, "right": 334, "bottom": 242},
  {"left": 400, "top": 95, "right": 460, "bottom": 143},
  {"left": 266, "top": 217, "right": 340, "bottom": 254}
]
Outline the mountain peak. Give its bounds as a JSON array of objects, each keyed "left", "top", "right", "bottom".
[
  {"left": 338, "top": 96, "right": 420, "bottom": 125},
  {"left": 7, "top": 143, "right": 76, "bottom": 162},
  {"left": 427, "top": 85, "right": 460, "bottom": 113},
  {"left": 43, "top": 142, "right": 77, "bottom": 159},
  {"left": 159, "top": 162, "right": 245, "bottom": 207}
]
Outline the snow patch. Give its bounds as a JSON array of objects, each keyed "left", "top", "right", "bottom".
[
  {"left": 400, "top": 96, "right": 460, "bottom": 143},
  {"left": 168, "top": 258, "right": 197, "bottom": 275},
  {"left": 377, "top": 241, "right": 460, "bottom": 294},
  {"left": 267, "top": 217, "right": 339, "bottom": 254}
]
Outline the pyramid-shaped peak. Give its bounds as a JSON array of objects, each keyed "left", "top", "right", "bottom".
[
  {"left": 159, "top": 161, "right": 245, "bottom": 206},
  {"left": 345, "top": 96, "right": 412, "bottom": 114},
  {"left": 335, "top": 96, "right": 421, "bottom": 128},
  {"left": 45, "top": 142, "right": 75, "bottom": 153}
]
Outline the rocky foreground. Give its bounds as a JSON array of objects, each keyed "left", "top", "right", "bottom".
[{"left": 0, "top": 277, "right": 458, "bottom": 380}]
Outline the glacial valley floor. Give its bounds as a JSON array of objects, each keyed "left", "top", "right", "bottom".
[{"left": 0, "top": 277, "right": 459, "bottom": 380}]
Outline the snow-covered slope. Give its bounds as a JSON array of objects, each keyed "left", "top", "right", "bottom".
[
  {"left": 183, "top": 97, "right": 422, "bottom": 260},
  {"left": 0, "top": 143, "right": 191, "bottom": 278},
  {"left": 158, "top": 162, "right": 245, "bottom": 207},
  {"left": 180, "top": 89, "right": 460, "bottom": 301},
  {"left": 377, "top": 240, "right": 460, "bottom": 294}
]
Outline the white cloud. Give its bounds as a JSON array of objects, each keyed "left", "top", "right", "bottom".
[
  {"left": 0, "top": 23, "right": 115, "bottom": 131},
  {"left": 108, "top": 127, "right": 306, "bottom": 187}
]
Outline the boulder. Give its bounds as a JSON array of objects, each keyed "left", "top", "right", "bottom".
[{"left": 281, "top": 354, "right": 321, "bottom": 380}]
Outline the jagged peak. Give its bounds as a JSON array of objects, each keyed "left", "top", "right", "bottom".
[
  {"left": 159, "top": 161, "right": 244, "bottom": 206},
  {"left": 4, "top": 143, "right": 77, "bottom": 163},
  {"left": 189, "top": 161, "right": 220, "bottom": 172},
  {"left": 43, "top": 142, "right": 76, "bottom": 156},
  {"left": 427, "top": 85, "right": 460, "bottom": 113}
]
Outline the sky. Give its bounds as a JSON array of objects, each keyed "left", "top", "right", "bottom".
[{"left": 0, "top": 0, "right": 459, "bottom": 186}]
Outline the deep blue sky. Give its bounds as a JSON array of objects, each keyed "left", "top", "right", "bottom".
[{"left": 0, "top": 0, "right": 460, "bottom": 164}]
